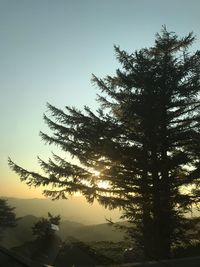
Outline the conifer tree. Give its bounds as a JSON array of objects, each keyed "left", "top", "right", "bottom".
[
  {"left": 8, "top": 27, "right": 200, "bottom": 259},
  {"left": 0, "top": 199, "right": 18, "bottom": 239},
  {"left": 32, "top": 212, "right": 60, "bottom": 240}
]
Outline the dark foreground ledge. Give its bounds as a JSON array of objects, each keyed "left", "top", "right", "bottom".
[
  {"left": 0, "top": 245, "right": 45, "bottom": 267},
  {"left": 97, "top": 256, "right": 200, "bottom": 267}
]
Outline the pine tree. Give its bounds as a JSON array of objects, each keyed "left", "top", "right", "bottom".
[
  {"left": 0, "top": 199, "right": 18, "bottom": 239},
  {"left": 32, "top": 212, "right": 60, "bottom": 240},
  {"left": 8, "top": 27, "right": 200, "bottom": 259}
]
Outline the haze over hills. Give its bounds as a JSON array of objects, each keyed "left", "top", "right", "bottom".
[
  {"left": 0, "top": 214, "right": 125, "bottom": 249},
  {"left": 1, "top": 196, "right": 122, "bottom": 225},
  {"left": 0, "top": 196, "right": 125, "bottom": 251}
]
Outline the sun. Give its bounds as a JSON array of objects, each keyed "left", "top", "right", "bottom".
[
  {"left": 93, "top": 170, "right": 100, "bottom": 177},
  {"left": 92, "top": 170, "right": 109, "bottom": 189},
  {"left": 98, "top": 181, "right": 109, "bottom": 189}
]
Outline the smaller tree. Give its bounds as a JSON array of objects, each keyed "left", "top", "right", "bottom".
[
  {"left": 0, "top": 199, "right": 18, "bottom": 239},
  {"left": 32, "top": 212, "right": 60, "bottom": 240}
]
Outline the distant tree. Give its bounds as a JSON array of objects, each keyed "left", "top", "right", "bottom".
[
  {"left": 9, "top": 27, "right": 200, "bottom": 259},
  {"left": 32, "top": 212, "right": 60, "bottom": 240},
  {"left": 0, "top": 199, "right": 18, "bottom": 239}
]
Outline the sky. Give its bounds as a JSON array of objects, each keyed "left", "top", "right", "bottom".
[{"left": 0, "top": 0, "right": 200, "bottom": 199}]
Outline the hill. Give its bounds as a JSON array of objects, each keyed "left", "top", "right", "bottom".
[
  {"left": 0, "top": 215, "right": 38, "bottom": 248},
  {"left": 1, "top": 196, "right": 121, "bottom": 224},
  {"left": 0, "top": 215, "right": 125, "bottom": 249},
  {"left": 60, "top": 221, "right": 125, "bottom": 242}
]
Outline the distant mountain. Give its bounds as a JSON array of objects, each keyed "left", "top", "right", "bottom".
[
  {"left": 60, "top": 221, "right": 125, "bottom": 242},
  {"left": 0, "top": 214, "right": 125, "bottom": 249},
  {"left": 1, "top": 196, "right": 121, "bottom": 225}
]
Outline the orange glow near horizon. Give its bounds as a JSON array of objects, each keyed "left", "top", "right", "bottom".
[
  {"left": 0, "top": 181, "right": 45, "bottom": 199},
  {"left": 0, "top": 169, "right": 45, "bottom": 199}
]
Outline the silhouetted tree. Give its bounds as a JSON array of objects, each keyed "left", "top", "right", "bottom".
[
  {"left": 0, "top": 199, "right": 18, "bottom": 239},
  {"left": 9, "top": 27, "right": 200, "bottom": 259},
  {"left": 32, "top": 212, "right": 60, "bottom": 240}
]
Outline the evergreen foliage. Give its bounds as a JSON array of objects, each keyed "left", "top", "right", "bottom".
[
  {"left": 8, "top": 27, "right": 200, "bottom": 259},
  {"left": 32, "top": 212, "right": 60, "bottom": 239},
  {"left": 0, "top": 199, "right": 18, "bottom": 239}
]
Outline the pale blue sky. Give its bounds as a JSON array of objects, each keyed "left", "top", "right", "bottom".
[{"left": 0, "top": 0, "right": 200, "bottom": 197}]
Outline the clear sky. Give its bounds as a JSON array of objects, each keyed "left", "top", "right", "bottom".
[{"left": 0, "top": 0, "right": 200, "bottom": 198}]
